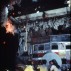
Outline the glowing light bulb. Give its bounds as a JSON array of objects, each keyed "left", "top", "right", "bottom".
[{"left": 36, "top": 11, "right": 39, "bottom": 13}]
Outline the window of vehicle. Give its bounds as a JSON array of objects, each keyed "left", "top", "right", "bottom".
[
  {"left": 34, "top": 45, "right": 38, "bottom": 51},
  {"left": 52, "top": 43, "right": 58, "bottom": 50},
  {"left": 66, "top": 45, "right": 71, "bottom": 49},
  {"left": 45, "top": 44, "right": 50, "bottom": 50},
  {"left": 38, "top": 45, "right": 44, "bottom": 50}
]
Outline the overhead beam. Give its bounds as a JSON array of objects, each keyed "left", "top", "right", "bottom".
[{"left": 15, "top": 7, "right": 70, "bottom": 20}]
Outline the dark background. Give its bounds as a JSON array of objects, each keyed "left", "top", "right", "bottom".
[
  {"left": 0, "top": 0, "right": 67, "bottom": 17},
  {"left": 0, "top": 26, "right": 19, "bottom": 70}
]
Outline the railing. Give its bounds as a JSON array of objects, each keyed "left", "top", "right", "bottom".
[
  {"left": 31, "top": 34, "right": 70, "bottom": 44},
  {"left": 31, "top": 36, "right": 50, "bottom": 44},
  {"left": 50, "top": 34, "right": 70, "bottom": 42}
]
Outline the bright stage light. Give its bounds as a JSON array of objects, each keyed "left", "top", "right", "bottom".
[{"left": 67, "top": 0, "right": 71, "bottom": 7}]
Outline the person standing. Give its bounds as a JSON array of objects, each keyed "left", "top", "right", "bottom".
[{"left": 49, "top": 59, "right": 61, "bottom": 71}]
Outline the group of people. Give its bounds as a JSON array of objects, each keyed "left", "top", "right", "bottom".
[
  {"left": 15, "top": 59, "right": 61, "bottom": 71},
  {"left": 28, "top": 24, "right": 70, "bottom": 38}
]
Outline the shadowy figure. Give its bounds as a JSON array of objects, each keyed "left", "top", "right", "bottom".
[{"left": 49, "top": 59, "right": 61, "bottom": 71}]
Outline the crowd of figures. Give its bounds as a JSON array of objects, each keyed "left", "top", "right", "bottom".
[
  {"left": 28, "top": 24, "right": 70, "bottom": 38},
  {"left": 18, "top": 17, "right": 70, "bottom": 38},
  {"left": 15, "top": 59, "right": 70, "bottom": 71},
  {"left": 18, "top": 16, "right": 71, "bottom": 55}
]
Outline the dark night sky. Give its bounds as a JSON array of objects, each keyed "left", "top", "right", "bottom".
[
  {"left": 0, "top": 0, "right": 67, "bottom": 17},
  {"left": 10, "top": 0, "right": 67, "bottom": 17}
]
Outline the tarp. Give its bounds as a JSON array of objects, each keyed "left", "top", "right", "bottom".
[{"left": 42, "top": 52, "right": 62, "bottom": 67}]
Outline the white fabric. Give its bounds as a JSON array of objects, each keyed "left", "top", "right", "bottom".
[{"left": 50, "top": 65, "right": 61, "bottom": 71}]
